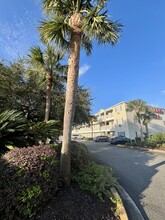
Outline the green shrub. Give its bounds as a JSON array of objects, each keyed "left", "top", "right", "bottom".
[
  {"left": 0, "top": 145, "right": 60, "bottom": 219},
  {"left": 71, "top": 142, "right": 90, "bottom": 173},
  {"left": 127, "top": 139, "right": 136, "bottom": 146},
  {"left": 73, "top": 162, "right": 118, "bottom": 200},
  {"left": 147, "top": 132, "right": 165, "bottom": 148},
  {"left": 0, "top": 110, "right": 28, "bottom": 152},
  {"left": 71, "top": 142, "right": 118, "bottom": 200},
  {"left": 84, "top": 137, "right": 93, "bottom": 140},
  {"left": 28, "top": 120, "right": 60, "bottom": 145},
  {"left": 18, "top": 185, "right": 42, "bottom": 218}
]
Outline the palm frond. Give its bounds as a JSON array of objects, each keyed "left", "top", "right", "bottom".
[
  {"left": 28, "top": 46, "right": 45, "bottom": 71},
  {"left": 0, "top": 110, "right": 27, "bottom": 150},
  {"left": 39, "top": 17, "right": 70, "bottom": 50},
  {"left": 42, "top": 0, "right": 63, "bottom": 13},
  {"left": 93, "top": 0, "right": 107, "bottom": 7},
  {"left": 81, "top": 34, "right": 93, "bottom": 55},
  {"left": 30, "top": 120, "right": 60, "bottom": 144},
  {"left": 42, "top": 0, "right": 75, "bottom": 16},
  {"left": 83, "top": 6, "right": 122, "bottom": 45}
]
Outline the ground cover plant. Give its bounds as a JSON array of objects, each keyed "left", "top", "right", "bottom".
[
  {"left": 146, "top": 132, "right": 165, "bottom": 148},
  {"left": 0, "top": 142, "right": 119, "bottom": 220},
  {"left": 0, "top": 145, "right": 60, "bottom": 219}
]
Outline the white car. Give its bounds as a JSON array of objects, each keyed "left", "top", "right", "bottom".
[{"left": 71, "top": 134, "right": 84, "bottom": 140}]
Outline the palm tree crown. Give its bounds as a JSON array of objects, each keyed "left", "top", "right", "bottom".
[
  {"left": 28, "top": 45, "right": 67, "bottom": 121},
  {"left": 127, "top": 99, "right": 154, "bottom": 141},
  {"left": 127, "top": 99, "right": 147, "bottom": 124},
  {"left": 39, "top": 0, "right": 122, "bottom": 54}
]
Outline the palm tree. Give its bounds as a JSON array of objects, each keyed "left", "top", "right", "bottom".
[
  {"left": 142, "top": 107, "right": 155, "bottom": 138},
  {"left": 89, "top": 115, "right": 97, "bottom": 139},
  {"left": 127, "top": 99, "right": 147, "bottom": 142},
  {"left": 39, "top": 0, "right": 122, "bottom": 186},
  {"left": 28, "top": 45, "right": 66, "bottom": 121}
]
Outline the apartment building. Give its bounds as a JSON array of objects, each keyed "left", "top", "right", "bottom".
[{"left": 72, "top": 101, "right": 165, "bottom": 139}]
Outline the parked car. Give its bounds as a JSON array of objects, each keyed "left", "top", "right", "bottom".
[
  {"left": 110, "top": 136, "right": 129, "bottom": 145},
  {"left": 94, "top": 136, "right": 109, "bottom": 142},
  {"left": 71, "top": 134, "right": 84, "bottom": 140}
]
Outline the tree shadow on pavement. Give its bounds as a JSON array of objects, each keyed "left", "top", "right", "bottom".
[{"left": 86, "top": 141, "right": 165, "bottom": 220}]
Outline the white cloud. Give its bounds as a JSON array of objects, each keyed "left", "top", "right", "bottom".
[
  {"left": 161, "top": 90, "right": 165, "bottom": 94},
  {"left": 79, "top": 64, "right": 90, "bottom": 76}
]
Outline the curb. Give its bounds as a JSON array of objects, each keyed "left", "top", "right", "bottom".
[
  {"left": 116, "top": 144, "right": 165, "bottom": 154},
  {"left": 111, "top": 187, "right": 128, "bottom": 220},
  {"left": 117, "top": 186, "right": 145, "bottom": 220}
]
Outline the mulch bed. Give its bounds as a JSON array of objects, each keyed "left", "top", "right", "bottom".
[{"left": 35, "top": 184, "right": 119, "bottom": 220}]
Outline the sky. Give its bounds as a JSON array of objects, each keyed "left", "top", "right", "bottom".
[{"left": 0, "top": 0, "right": 165, "bottom": 113}]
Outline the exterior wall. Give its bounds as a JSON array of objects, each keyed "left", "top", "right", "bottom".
[
  {"left": 148, "top": 107, "right": 165, "bottom": 136},
  {"left": 126, "top": 111, "right": 141, "bottom": 139},
  {"left": 72, "top": 102, "right": 165, "bottom": 139}
]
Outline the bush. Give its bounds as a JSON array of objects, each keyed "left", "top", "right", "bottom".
[
  {"left": 71, "top": 141, "right": 90, "bottom": 173},
  {"left": 28, "top": 120, "right": 60, "bottom": 145},
  {"left": 84, "top": 137, "right": 93, "bottom": 141},
  {"left": 147, "top": 132, "right": 165, "bottom": 148},
  {"left": 0, "top": 110, "right": 28, "bottom": 152},
  {"left": 71, "top": 142, "right": 118, "bottom": 200},
  {"left": 73, "top": 162, "right": 118, "bottom": 200},
  {"left": 0, "top": 145, "right": 60, "bottom": 219}
]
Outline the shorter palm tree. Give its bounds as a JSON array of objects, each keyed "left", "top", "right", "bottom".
[
  {"left": 142, "top": 107, "right": 155, "bottom": 138},
  {"left": 127, "top": 99, "right": 147, "bottom": 142},
  {"left": 28, "top": 45, "right": 67, "bottom": 121},
  {"left": 89, "top": 116, "right": 97, "bottom": 139}
]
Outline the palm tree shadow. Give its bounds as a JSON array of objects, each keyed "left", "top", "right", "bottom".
[{"left": 150, "top": 160, "right": 165, "bottom": 169}]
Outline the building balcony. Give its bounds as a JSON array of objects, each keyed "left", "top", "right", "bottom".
[{"left": 100, "top": 125, "right": 115, "bottom": 131}]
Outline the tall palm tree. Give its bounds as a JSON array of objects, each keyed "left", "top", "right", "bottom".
[
  {"left": 127, "top": 99, "right": 147, "bottom": 142},
  {"left": 28, "top": 45, "right": 66, "bottom": 121},
  {"left": 39, "top": 0, "right": 122, "bottom": 186}
]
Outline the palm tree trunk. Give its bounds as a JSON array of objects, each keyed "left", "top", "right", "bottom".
[
  {"left": 145, "top": 124, "right": 149, "bottom": 138},
  {"left": 91, "top": 122, "right": 93, "bottom": 139},
  {"left": 45, "top": 72, "right": 53, "bottom": 121},
  {"left": 139, "top": 122, "right": 144, "bottom": 142},
  {"left": 60, "top": 13, "right": 82, "bottom": 186}
]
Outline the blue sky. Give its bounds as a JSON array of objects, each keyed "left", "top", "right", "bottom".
[{"left": 0, "top": 0, "right": 165, "bottom": 113}]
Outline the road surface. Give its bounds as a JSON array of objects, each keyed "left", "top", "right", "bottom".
[{"left": 84, "top": 141, "right": 165, "bottom": 220}]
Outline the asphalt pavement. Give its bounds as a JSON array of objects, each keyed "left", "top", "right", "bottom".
[{"left": 84, "top": 141, "right": 165, "bottom": 220}]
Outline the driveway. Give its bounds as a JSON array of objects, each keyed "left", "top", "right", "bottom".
[{"left": 84, "top": 141, "right": 165, "bottom": 220}]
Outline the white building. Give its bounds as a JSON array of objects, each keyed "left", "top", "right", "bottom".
[{"left": 72, "top": 101, "right": 165, "bottom": 139}]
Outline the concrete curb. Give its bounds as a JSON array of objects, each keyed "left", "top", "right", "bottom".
[
  {"left": 116, "top": 144, "right": 165, "bottom": 154},
  {"left": 117, "top": 186, "right": 145, "bottom": 220},
  {"left": 111, "top": 187, "right": 128, "bottom": 220}
]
